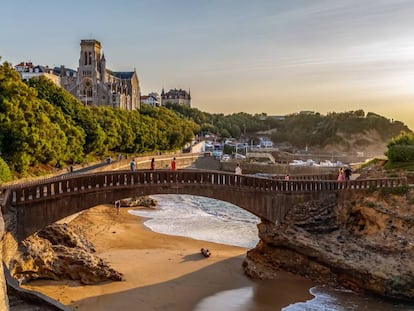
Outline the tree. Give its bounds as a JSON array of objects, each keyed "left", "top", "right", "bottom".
[
  {"left": 386, "top": 132, "right": 414, "bottom": 163},
  {"left": 0, "top": 156, "right": 12, "bottom": 183}
]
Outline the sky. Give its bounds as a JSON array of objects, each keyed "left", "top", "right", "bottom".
[{"left": 1, "top": 0, "right": 414, "bottom": 130}]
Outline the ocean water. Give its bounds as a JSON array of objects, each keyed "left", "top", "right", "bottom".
[
  {"left": 129, "top": 194, "right": 414, "bottom": 311},
  {"left": 129, "top": 194, "right": 260, "bottom": 248}
]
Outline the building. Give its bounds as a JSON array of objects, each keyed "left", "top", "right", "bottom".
[
  {"left": 161, "top": 88, "right": 191, "bottom": 107},
  {"left": 57, "top": 39, "right": 140, "bottom": 110},
  {"left": 141, "top": 92, "right": 160, "bottom": 107},
  {"left": 15, "top": 61, "right": 61, "bottom": 86}
]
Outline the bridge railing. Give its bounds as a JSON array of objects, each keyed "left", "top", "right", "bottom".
[
  {"left": 2, "top": 169, "right": 407, "bottom": 205},
  {"left": 271, "top": 173, "right": 337, "bottom": 181}
]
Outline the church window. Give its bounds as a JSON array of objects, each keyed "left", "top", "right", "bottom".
[
  {"left": 84, "top": 52, "right": 88, "bottom": 65},
  {"left": 88, "top": 52, "right": 92, "bottom": 65}
]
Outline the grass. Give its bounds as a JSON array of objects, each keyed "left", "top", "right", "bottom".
[{"left": 384, "top": 161, "right": 414, "bottom": 171}]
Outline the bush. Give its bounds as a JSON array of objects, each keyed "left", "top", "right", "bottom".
[
  {"left": 386, "top": 145, "right": 414, "bottom": 162},
  {"left": 0, "top": 157, "right": 12, "bottom": 183}
]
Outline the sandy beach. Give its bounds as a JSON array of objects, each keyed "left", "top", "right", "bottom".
[{"left": 22, "top": 204, "right": 314, "bottom": 311}]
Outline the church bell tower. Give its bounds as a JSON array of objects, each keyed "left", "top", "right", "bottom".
[{"left": 78, "top": 39, "right": 102, "bottom": 105}]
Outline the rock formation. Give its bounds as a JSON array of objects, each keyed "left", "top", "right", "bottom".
[
  {"left": 121, "top": 195, "right": 157, "bottom": 208},
  {"left": 243, "top": 187, "right": 414, "bottom": 301},
  {"left": 11, "top": 223, "right": 123, "bottom": 285}
]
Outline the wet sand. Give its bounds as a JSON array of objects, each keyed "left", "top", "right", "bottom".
[{"left": 22, "top": 205, "right": 314, "bottom": 311}]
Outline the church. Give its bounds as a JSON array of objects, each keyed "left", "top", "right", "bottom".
[{"left": 56, "top": 39, "right": 140, "bottom": 110}]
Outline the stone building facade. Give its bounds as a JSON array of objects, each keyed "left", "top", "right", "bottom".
[
  {"left": 57, "top": 39, "right": 140, "bottom": 110},
  {"left": 161, "top": 88, "right": 191, "bottom": 107}
]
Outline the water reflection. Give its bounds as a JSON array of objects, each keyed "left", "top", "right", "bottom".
[
  {"left": 194, "top": 278, "right": 313, "bottom": 311},
  {"left": 195, "top": 283, "right": 414, "bottom": 311}
]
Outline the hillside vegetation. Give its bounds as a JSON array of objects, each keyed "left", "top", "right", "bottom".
[
  {"left": 0, "top": 60, "right": 198, "bottom": 179},
  {"left": 1, "top": 56, "right": 412, "bottom": 181},
  {"left": 168, "top": 105, "right": 411, "bottom": 154},
  {"left": 270, "top": 110, "right": 411, "bottom": 152}
]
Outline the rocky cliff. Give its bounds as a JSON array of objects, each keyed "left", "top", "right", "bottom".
[
  {"left": 10, "top": 223, "right": 123, "bottom": 285},
  {"left": 243, "top": 186, "right": 414, "bottom": 301}
]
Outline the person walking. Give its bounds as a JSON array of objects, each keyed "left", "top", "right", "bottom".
[
  {"left": 344, "top": 167, "right": 352, "bottom": 180},
  {"left": 337, "top": 168, "right": 345, "bottom": 182},
  {"left": 130, "top": 159, "right": 136, "bottom": 172},
  {"left": 115, "top": 200, "right": 121, "bottom": 215},
  {"left": 235, "top": 163, "right": 242, "bottom": 175},
  {"left": 171, "top": 157, "right": 177, "bottom": 171}
]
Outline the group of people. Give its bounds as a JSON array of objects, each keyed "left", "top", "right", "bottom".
[
  {"left": 129, "top": 157, "right": 177, "bottom": 172},
  {"left": 337, "top": 167, "right": 352, "bottom": 181},
  {"left": 234, "top": 163, "right": 352, "bottom": 182}
]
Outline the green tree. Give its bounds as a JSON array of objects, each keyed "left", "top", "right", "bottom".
[
  {"left": 386, "top": 132, "right": 414, "bottom": 163},
  {"left": 0, "top": 156, "right": 12, "bottom": 183}
]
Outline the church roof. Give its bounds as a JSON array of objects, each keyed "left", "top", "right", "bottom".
[
  {"left": 53, "top": 67, "right": 77, "bottom": 75},
  {"left": 111, "top": 71, "right": 135, "bottom": 79}
]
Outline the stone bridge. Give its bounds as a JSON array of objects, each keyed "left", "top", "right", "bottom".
[{"left": 0, "top": 169, "right": 406, "bottom": 241}]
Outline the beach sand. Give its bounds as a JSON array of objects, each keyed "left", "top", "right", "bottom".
[{"left": 22, "top": 205, "right": 314, "bottom": 311}]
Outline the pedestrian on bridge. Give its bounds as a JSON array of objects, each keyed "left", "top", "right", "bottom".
[
  {"left": 344, "top": 167, "right": 352, "bottom": 180},
  {"left": 130, "top": 159, "right": 136, "bottom": 172},
  {"left": 151, "top": 158, "right": 155, "bottom": 170},
  {"left": 337, "top": 168, "right": 345, "bottom": 182},
  {"left": 171, "top": 157, "right": 176, "bottom": 171},
  {"left": 235, "top": 163, "right": 242, "bottom": 175}
]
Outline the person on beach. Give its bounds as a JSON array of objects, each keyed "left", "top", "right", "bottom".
[
  {"left": 130, "top": 159, "right": 136, "bottom": 172},
  {"left": 235, "top": 163, "right": 242, "bottom": 175},
  {"left": 115, "top": 200, "right": 121, "bottom": 215},
  {"left": 150, "top": 158, "right": 155, "bottom": 170},
  {"left": 171, "top": 157, "right": 176, "bottom": 171}
]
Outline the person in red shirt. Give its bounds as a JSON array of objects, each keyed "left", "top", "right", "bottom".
[{"left": 171, "top": 157, "right": 176, "bottom": 171}]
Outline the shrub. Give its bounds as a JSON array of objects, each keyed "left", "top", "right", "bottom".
[
  {"left": 386, "top": 145, "right": 414, "bottom": 163},
  {"left": 0, "top": 157, "right": 12, "bottom": 183}
]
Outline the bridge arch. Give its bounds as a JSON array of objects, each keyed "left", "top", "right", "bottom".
[{"left": 1, "top": 170, "right": 406, "bottom": 241}]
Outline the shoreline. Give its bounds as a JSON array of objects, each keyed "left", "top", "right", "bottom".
[{"left": 22, "top": 204, "right": 314, "bottom": 310}]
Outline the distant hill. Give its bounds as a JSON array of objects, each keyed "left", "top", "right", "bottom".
[
  {"left": 268, "top": 110, "right": 411, "bottom": 156},
  {"left": 168, "top": 105, "right": 411, "bottom": 157}
]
